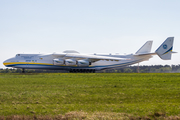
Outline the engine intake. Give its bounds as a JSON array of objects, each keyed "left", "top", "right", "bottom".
[
  {"left": 53, "top": 59, "right": 64, "bottom": 65},
  {"left": 65, "top": 59, "right": 77, "bottom": 66},
  {"left": 77, "top": 60, "right": 90, "bottom": 66}
]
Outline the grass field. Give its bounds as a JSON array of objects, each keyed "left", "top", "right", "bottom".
[{"left": 0, "top": 73, "right": 180, "bottom": 119}]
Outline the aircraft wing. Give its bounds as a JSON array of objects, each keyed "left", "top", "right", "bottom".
[
  {"left": 52, "top": 53, "right": 66, "bottom": 57},
  {"left": 52, "top": 53, "right": 124, "bottom": 62},
  {"left": 64, "top": 53, "right": 124, "bottom": 62}
]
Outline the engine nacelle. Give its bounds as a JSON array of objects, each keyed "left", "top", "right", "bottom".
[
  {"left": 65, "top": 59, "right": 77, "bottom": 66},
  {"left": 77, "top": 60, "right": 90, "bottom": 66},
  {"left": 53, "top": 59, "right": 64, "bottom": 65}
]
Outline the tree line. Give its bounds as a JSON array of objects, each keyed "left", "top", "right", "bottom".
[
  {"left": 0, "top": 65, "right": 180, "bottom": 73},
  {"left": 101, "top": 65, "right": 180, "bottom": 73}
]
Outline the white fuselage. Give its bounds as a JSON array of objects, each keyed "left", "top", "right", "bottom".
[{"left": 3, "top": 53, "right": 152, "bottom": 71}]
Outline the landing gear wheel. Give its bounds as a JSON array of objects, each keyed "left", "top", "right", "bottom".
[{"left": 22, "top": 68, "right": 25, "bottom": 73}]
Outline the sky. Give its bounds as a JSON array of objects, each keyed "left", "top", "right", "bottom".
[{"left": 0, "top": 0, "right": 180, "bottom": 68}]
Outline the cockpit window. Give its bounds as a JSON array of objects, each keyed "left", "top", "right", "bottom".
[{"left": 16, "top": 54, "right": 20, "bottom": 57}]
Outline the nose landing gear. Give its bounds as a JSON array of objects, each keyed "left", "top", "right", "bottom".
[{"left": 22, "top": 68, "right": 25, "bottom": 73}]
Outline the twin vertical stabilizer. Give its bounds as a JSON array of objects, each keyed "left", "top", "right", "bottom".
[
  {"left": 155, "top": 37, "right": 174, "bottom": 60},
  {"left": 136, "top": 41, "right": 153, "bottom": 54},
  {"left": 135, "top": 37, "right": 175, "bottom": 60}
]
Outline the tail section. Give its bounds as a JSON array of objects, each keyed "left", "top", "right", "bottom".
[
  {"left": 136, "top": 41, "right": 153, "bottom": 54},
  {"left": 155, "top": 37, "right": 174, "bottom": 60}
]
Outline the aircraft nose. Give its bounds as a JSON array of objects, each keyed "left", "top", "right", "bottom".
[
  {"left": 3, "top": 57, "right": 16, "bottom": 67},
  {"left": 3, "top": 59, "right": 8, "bottom": 66},
  {"left": 3, "top": 58, "right": 12, "bottom": 66}
]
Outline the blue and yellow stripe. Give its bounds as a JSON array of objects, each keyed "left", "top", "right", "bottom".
[{"left": 162, "top": 47, "right": 173, "bottom": 55}]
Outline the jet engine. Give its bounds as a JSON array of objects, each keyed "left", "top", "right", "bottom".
[
  {"left": 53, "top": 59, "right": 64, "bottom": 65},
  {"left": 65, "top": 59, "right": 77, "bottom": 66},
  {"left": 54, "top": 59, "right": 91, "bottom": 66},
  {"left": 77, "top": 60, "right": 90, "bottom": 66}
]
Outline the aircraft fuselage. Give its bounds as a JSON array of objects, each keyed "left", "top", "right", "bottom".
[{"left": 3, "top": 53, "right": 150, "bottom": 72}]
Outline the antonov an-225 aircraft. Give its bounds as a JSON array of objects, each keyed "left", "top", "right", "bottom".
[{"left": 3, "top": 37, "right": 176, "bottom": 73}]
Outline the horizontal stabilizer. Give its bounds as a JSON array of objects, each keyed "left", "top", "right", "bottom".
[{"left": 134, "top": 53, "right": 156, "bottom": 56}]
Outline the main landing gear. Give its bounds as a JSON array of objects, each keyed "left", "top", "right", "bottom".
[
  {"left": 69, "top": 69, "right": 96, "bottom": 73},
  {"left": 22, "top": 68, "right": 25, "bottom": 73}
]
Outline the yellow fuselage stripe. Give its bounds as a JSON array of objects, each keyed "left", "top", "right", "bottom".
[
  {"left": 3, "top": 62, "right": 53, "bottom": 66},
  {"left": 3, "top": 62, "right": 79, "bottom": 67}
]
